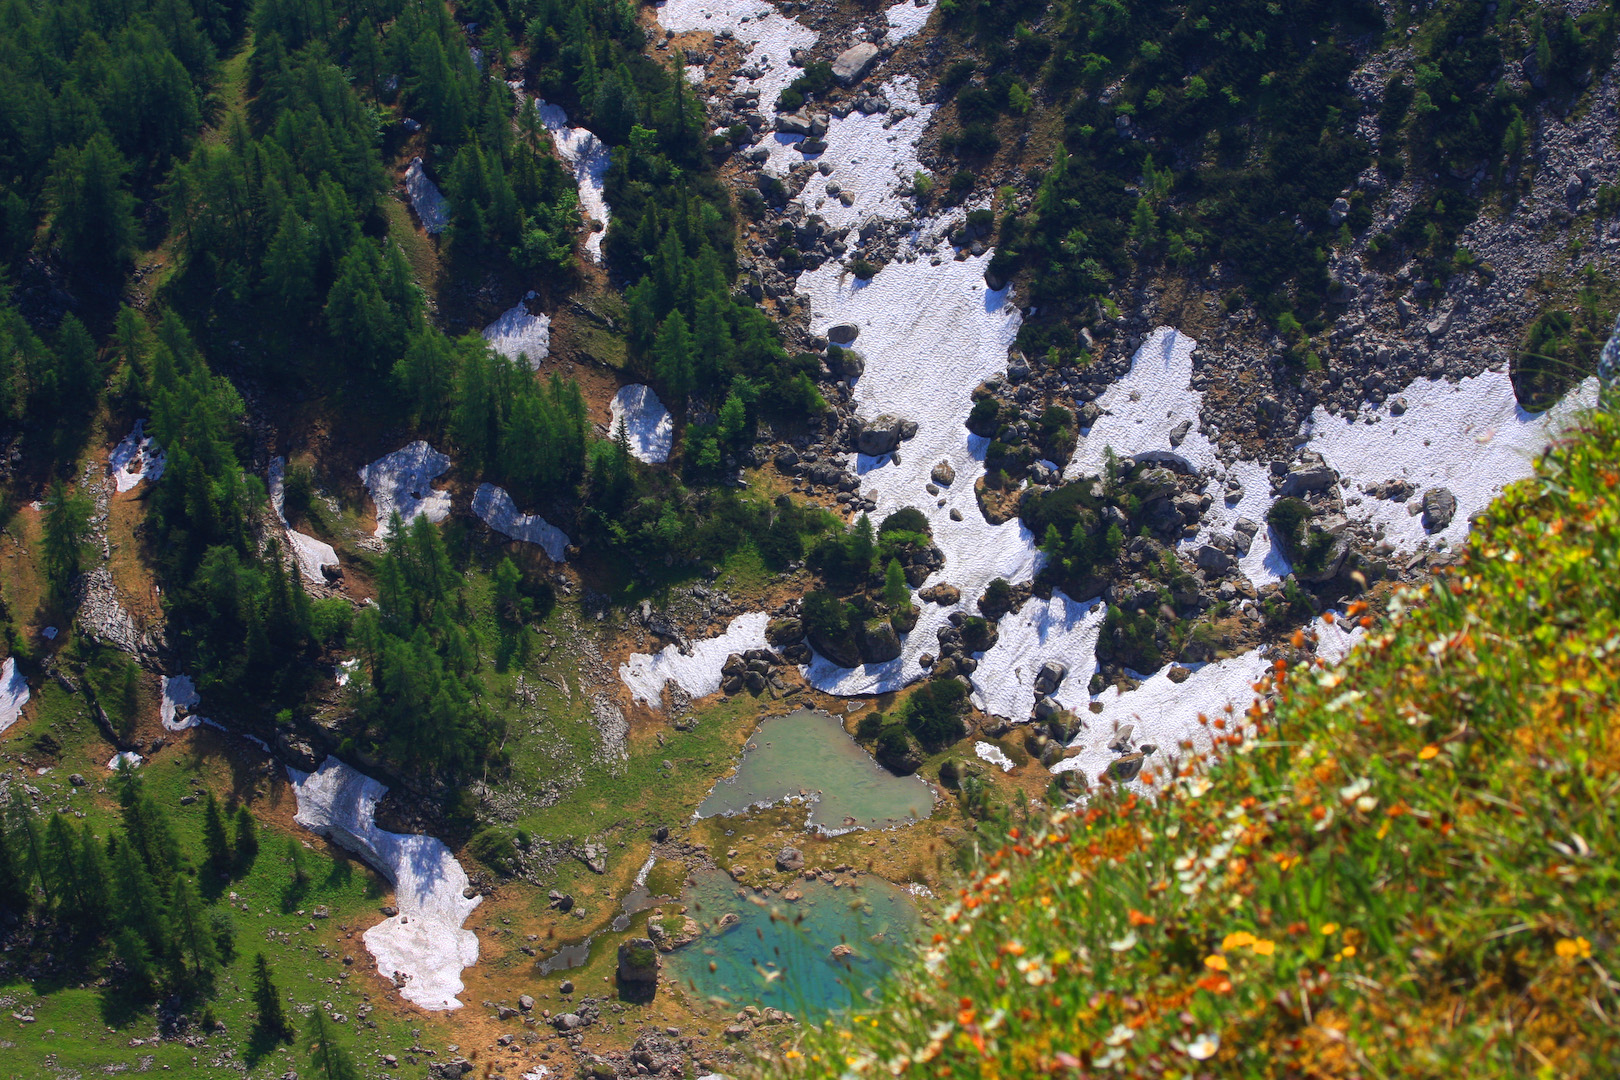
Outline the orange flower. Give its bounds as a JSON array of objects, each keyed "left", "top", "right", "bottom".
[
  {"left": 1128, "top": 909, "right": 1157, "bottom": 927},
  {"left": 1418, "top": 745, "right": 1440, "bottom": 760},
  {"left": 1204, "top": 954, "right": 1229, "bottom": 972},
  {"left": 1196, "top": 972, "right": 1233, "bottom": 994}
]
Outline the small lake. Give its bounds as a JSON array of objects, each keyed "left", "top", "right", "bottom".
[
  {"left": 666, "top": 868, "right": 918, "bottom": 1021},
  {"left": 696, "top": 710, "right": 933, "bottom": 831}
]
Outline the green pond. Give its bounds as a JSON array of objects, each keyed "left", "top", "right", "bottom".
[
  {"left": 696, "top": 709, "right": 934, "bottom": 831},
  {"left": 666, "top": 868, "right": 919, "bottom": 1021}
]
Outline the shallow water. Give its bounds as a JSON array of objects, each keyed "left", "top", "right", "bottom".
[
  {"left": 666, "top": 868, "right": 918, "bottom": 1021},
  {"left": 696, "top": 710, "right": 933, "bottom": 831}
]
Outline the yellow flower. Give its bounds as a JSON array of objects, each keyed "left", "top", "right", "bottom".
[
  {"left": 1221, "top": 931, "right": 1257, "bottom": 951},
  {"left": 1250, "top": 938, "right": 1277, "bottom": 957},
  {"left": 1320, "top": 923, "right": 1340, "bottom": 936},
  {"left": 1556, "top": 937, "right": 1593, "bottom": 960},
  {"left": 1418, "top": 745, "right": 1440, "bottom": 760},
  {"left": 1204, "top": 954, "right": 1229, "bottom": 971}
]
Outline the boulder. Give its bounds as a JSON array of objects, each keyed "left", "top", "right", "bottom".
[
  {"left": 775, "top": 112, "right": 816, "bottom": 135},
  {"left": 1421, "top": 487, "right": 1457, "bottom": 532},
  {"left": 855, "top": 414, "right": 908, "bottom": 456},
  {"left": 776, "top": 847, "right": 805, "bottom": 872},
  {"left": 519, "top": 994, "right": 534, "bottom": 1012},
  {"left": 858, "top": 620, "right": 902, "bottom": 663},
  {"left": 829, "top": 942, "right": 857, "bottom": 962},
  {"left": 617, "top": 938, "right": 661, "bottom": 991},
  {"left": 1196, "top": 544, "right": 1235, "bottom": 574},
  {"left": 831, "top": 42, "right": 881, "bottom": 86},
  {"left": 827, "top": 323, "right": 859, "bottom": 345},
  {"left": 1033, "top": 660, "right": 1069, "bottom": 697},
  {"left": 827, "top": 346, "right": 865, "bottom": 381},
  {"left": 1108, "top": 752, "right": 1146, "bottom": 783},
  {"left": 766, "top": 618, "right": 804, "bottom": 647},
  {"left": 931, "top": 459, "right": 956, "bottom": 486},
  {"left": 919, "top": 583, "right": 961, "bottom": 606},
  {"left": 1278, "top": 465, "right": 1339, "bottom": 498}
]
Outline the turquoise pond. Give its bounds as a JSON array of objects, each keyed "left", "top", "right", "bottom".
[
  {"left": 696, "top": 709, "right": 934, "bottom": 831},
  {"left": 666, "top": 868, "right": 919, "bottom": 1021}
]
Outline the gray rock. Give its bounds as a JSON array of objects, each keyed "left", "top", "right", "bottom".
[
  {"left": 775, "top": 112, "right": 816, "bottom": 136},
  {"left": 858, "top": 620, "right": 902, "bottom": 663},
  {"left": 831, "top": 42, "right": 881, "bottom": 86},
  {"left": 1279, "top": 465, "right": 1339, "bottom": 498},
  {"left": 776, "top": 846, "right": 805, "bottom": 872},
  {"left": 1033, "top": 660, "right": 1068, "bottom": 697},
  {"left": 931, "top": 459, "right": 956, "bottom": 486},
  {"left": 827, "top": 323, "right": 859, "bottom": 345},
  {"left": 1196, "top": 545, "right": 1235, "bottom": 574},
  {"left": 1421, "top": 486, "right": 1457, "bottom": 532},
  {"left": 519, "top": 994, "right": 535, "bottom": 1012},
  {"left": 617, "top": 938, "right": 660, "bottom": 985},
  {"left": 855, "top": 414, "right": 907, "bottom": 456}
]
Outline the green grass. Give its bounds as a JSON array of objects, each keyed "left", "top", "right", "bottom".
[
  {"left": 778, "top": 402, "right": 1620, "bottom": 1078},
  {"left": 1, "top": 697, "right": 429, "bottom": 1079}
]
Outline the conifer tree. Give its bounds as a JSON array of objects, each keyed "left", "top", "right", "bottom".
[
  {"left": 0, "top": 820, "right": 28, "bottom": 918},
  {"left": 170, "top": 876, "right": 219, "bottom": 978},
  {"left": 884, "top": 558, "right": 910, "bottom": 611},
  {"left": 45, "top": 132, "right": 139, "bottom": 279},
  {"left": 75, "top": 822, "right": 113, "bottom": 932},
  {"left": 202, "top": 792, "right": 232, "bottom": 876},
  {"left": 653, "top": 311, "right": 694, "bottom": 404},
  {"left": 110, "top": 838, "right": 169, "bottom": 955}
]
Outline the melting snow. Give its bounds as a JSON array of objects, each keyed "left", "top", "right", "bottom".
[
  {"left": 534, "top": 100, "right": 613, "bottom": 262},
  {"left": 160, "top": 674, "right": 206, "bottom": 732},
  {"left": 609, "top": 385, "right": 674, "bottom": 464},
  {"left": 0, "top": 657, "right": 29, "bottom": 734},
  {"left": 269, "top": 457, "right": 340, "bottom": 584},
  {"left": 108, "top": 751, "right": 143, "bottom": 771},
  {"left": 620, "top": 611, "right": 770, "bottom": 708},
  {"left": 656, "top": 0, "right": 816, "bottom": 116},
  {"left": 472, "top": 483, "right": 570, "bottom": 561},
  {"left": 974, "top": 741, "right": 1015, "bottom": 773},
  {"left": 784, "top": 77, "right": 934, "bottom": 228},
  {"left": 405, "top": 158, "right": 449, "bottom": 235},
  {"left": 287, "top": 756, "right": 481, "bottom": 1011},
  {"left": 358, "top": 442, "right": 453, "bottom": 537},
  {"left": 109, "top": 420, "right": 166, "bottom": 493},
  {"left": 1312, "top": 614, "right": 1366, "bottom": 666},
  {"left": 972, "top": 590, "right": 1104, "bottom": 721},
  {"left": 482, "top": 292, "right": 551, "bottom": 368},
  {"left": 1301, "top": 369, "right": 1597, "bottom": 554},
  {"left": 1067, "top": 328, "right": 1216, "bottom": 477},
  {"left": 884, "top": 0, "right": 936, "bottom": 41}
]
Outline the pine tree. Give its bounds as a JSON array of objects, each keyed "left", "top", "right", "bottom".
[
  {"left": 653, "top": 311, "right": 694, "bottom": 404},
  {"left": 110, "top": 838, "right": 169, "bottom": 955},
  {"left": 202, "top": 792, "right": 232, "bottom": 876},
  {"left": 0, "top": 814, "right": 30, "bottom": 918},
  {"left": 263, "top": 207, "right": 316, "bottom": 316},
  {"left": 41, "top": 480, "right": 93, "bottom": 598},
  {"left": 53, "top": 315, "right": 101, "bottom": 416},
  {"left": 884, "top": 558, "right": 910, "bottom": 611},
  {"left": 252, "top": 953, "right": 294, "bottom": 1042},
  {"left": 75, "top": 822, "right": 113, "bottom": 932},
  {"left": 45, "top": 132, "right": 139, "bottom": 279},
  {"left": 305, "top": 1008, "right": 363, "bottom": 1080},
  {"left": 170, "top": 876, "right": 219, "bottom": 978},
  {"left": 44, "top": 814, "right": 80, "bottom": 911}
]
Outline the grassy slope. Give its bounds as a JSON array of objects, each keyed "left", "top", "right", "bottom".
[{"left": 781, "top": 402, "right": 1620, "bottom": 1078}]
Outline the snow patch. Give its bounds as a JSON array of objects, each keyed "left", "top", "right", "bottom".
[
  {"left": 783, "top": 77, "right": 934, "bottom": 230},
  {"left": 472, "top": 483, "right": 570, "bottom": 562},
  {"left": 108, "top": 751, "right": 143, "bottom": 771},
  {"left": 482, "top": 292, "right": 551, "bottom": 368},
  {"left": 269, "top": 457, "right": 340, "bottom": 585},
  {"left": 794, "top": 248, "right": 1026, "bottom": 696},
  {"left": 534, "top": 100, "right": 613, "bottom": 262},
  {"left": 972, "top": 590, "right": 1104, "bottom": 722},
  {"left": 287, "top": 756, "right": 481, "bottom": 1011},
  {"left": 358, "top": 442, "right": 453, "bottom": 537},
  {"left": 974, "top": 741, "right": 1015, "bottom": 773},
  {"left": 1300, "top": 369, "right": 1597, "bottom": 554},
  {"left": 884, "top": 0, "right": 936, "bottom": 41},
  {"left": 405, "top": 158, "right": 449, "bottom": 234},
  {"left": 1067, "top": 328, "right": 1217, "bottom": 478},
  {"left": 656, "top": 0, "right": 816, "bottom": 117},
  {"left": 109, "top": 420, "right": 166, "bottom": 493},
  {"left": 0, "top": 657, "right": 29, "bottom": 734},
  {"left": 160, "top": 674, "right": 206, "bottom": 732},
  {"left": 609, "top": 385, "right": 674, "bottom": 464},
  {"left": 1051, "top": 649, "right": 1272, "bottom": 793},
  {"left": 1312, "top": 614, "right": 1365, "bottom": 667},
  {"left": 619, "top": 611, "right": 771, "bottom": 708}
]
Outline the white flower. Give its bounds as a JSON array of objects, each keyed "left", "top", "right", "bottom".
[
  {"left": 1338, "top": 776, "right": 1372, "bottom": 802},
  {"left": 1186, "top": 1032, "right": 1220, "bottom": 1060},
  {"left": 1108, "top": 931, "right": 1138, "bottom": 952},
  {"left": 1104, "top": 1023, "right": 1135, "bottom": 1046},
  {"left": 1356, "top": 794, "right": 1379, "bottom": 813},
  {"left": 1185, "top": 776, "right": 1212, "bottom": 798}
]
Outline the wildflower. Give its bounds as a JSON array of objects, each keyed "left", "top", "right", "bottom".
[
  {"left": 1204, "top": 954, "right": 1229, "bottom": 972},
  {"left": 1222, "top": 931, "right": 1257, "bottom": 951},
  {"left": 1185, "top": 775, "right": 1213, "bottom": 798},
  {"left": 1186, "top": 1032, "right": 1220, "bottom": 1060},
  {"left": 1555, "top": 937, "right": 1593, "bottom": 960},
  {"left": 1103, "top": 1024, "right": 1135, "bottom": 1047},
  {"left": 1128, "top": 909, "right": 1157, "bottom": 927},
  {"left": 1418, "top": 745, "right": 1440, "bottom": 760},
  {"left": 1320, "top": 923, "right": 1340, "bottom": 936},
  {"left": 1251, "top": 938, "right": 1277, "bottom": 956},
  {"left": 1108, "top": 931, "right": 1139, "bottom": 952},
  {"left": 999, "top": 940, "right": 1026, "bottom": 957},
  {"left": 1196, "top": 972, "right": 1232, "bottom": 993}
]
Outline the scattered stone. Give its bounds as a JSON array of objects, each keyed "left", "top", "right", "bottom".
[
  {"left": 1421, "top": 486, "right": 1457, "bottom": 532},
  {"left": 931, "top": 459, "right": 956, "bottom": 486}
]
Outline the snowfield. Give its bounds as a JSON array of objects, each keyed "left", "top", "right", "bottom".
[
  {"left": 620, "top": 611, "right": 771, "bottom": 708},
  {"left": 784, "top": 77, "right": 935, "bottom": 229},
  {"left": 609, "top": 384, "right": 675, "bottom": 464},
  {"left": 0, "top": 657, "right": 28, "bottom": 734},
  {"left": 405, "top": 158, "right": 449, "bottom": 235},
  {"left": 160, "top": 674, "right": 205, "bottom": 732},
  {"left": 269, "top": 457, "right": 340, "bottom": 584},
  {"left": 287, "top": 756, "right": 481, "bottom": 1011},
  {"left": 472, "top": 483, "right": 570, "bottom": 561},
  {"left": 482, "top": 292, "right": 551, "bottom": 368},
  {"left": 109, "top": 420, "right": 165, "bottom": 492},
  {"left": 358, "top": 442, "right": 453, "bottom": 537},
  {"left": 534, "top": 101, "right": 613, "bottom": 262},
  {"left": 656, "top": 0, "right": 816, "bottom": 117}
]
